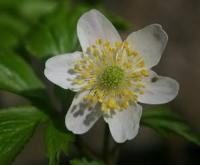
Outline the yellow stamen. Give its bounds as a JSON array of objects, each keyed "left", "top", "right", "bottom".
[{"left": 72, "top": 39, "right": 149, "bottom": 113}]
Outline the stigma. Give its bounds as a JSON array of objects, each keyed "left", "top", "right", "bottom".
[{"left": 99, "top": 66, "right": 124, "bottom": 89}]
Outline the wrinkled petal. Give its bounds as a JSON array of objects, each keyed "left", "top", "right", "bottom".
[
  {"left": 77, "top": 9, "right": 121, "bottom": 52},
  {"left": 126, "top": 24, "right": 168, "bottom": 68},
  {"left": 44, "top": 52, "right": 83, "bottom": 91},
  {"left": 138, "top": 70, "right": 179, "bottom": 104},
  {"left": 104, "top": 104, "right": 142, "bottom": 143},
  {"left": 65, "top": 91, "right": 102, "bottom": 134}
]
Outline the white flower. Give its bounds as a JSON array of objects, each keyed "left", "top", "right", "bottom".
[{"left": 44, "top": 9, "right": 179, "bottom": 143}]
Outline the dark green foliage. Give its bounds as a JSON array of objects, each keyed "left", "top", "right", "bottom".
[
  {"left": 0, "top": 51, "right": 48, "bottom": 102},
  {"left": 0, "top": 106, "right": 47, "bottom": 165},
  {"left": 45, "top": 121, "right": 74, "bottom": 165},
  {"left": 142, "top": 106, "right": 200, "bottom": 145},
  {"left": 70, "top": 158, "right": 104, "bottom": 165}
]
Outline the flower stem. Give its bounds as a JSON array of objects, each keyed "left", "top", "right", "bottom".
[
  {"left": 75, "top": 136, "right": 100, "bottom": 160},
  {"left": 111, "top": 143, "right": 123, "bottom": 165},
  {"left": 102, "top": 124, "right": 112, "bottom": 165}
]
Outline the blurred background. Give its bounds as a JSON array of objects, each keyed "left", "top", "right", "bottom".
[{"left": 0, "top": 0, "right": 200, "bottom": 164}]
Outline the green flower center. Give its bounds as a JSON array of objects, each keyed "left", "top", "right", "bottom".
[{"left": 99, "top": 66, "right": 124, "bottom": 89}]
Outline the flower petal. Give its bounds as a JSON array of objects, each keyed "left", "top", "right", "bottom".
[
  {"left": 126, "top": 24, "right": 168, "bottom": 68},
  {"left": 65, "top": 91, "right": 102, "bottom": 134},
  {"left": 44, "top": 52, "right": 83, "bottom": 91},
  {"left": 77, "top": 9, "right": 121, "bottom": 52},
  {"left": 104, "top": 104, "right": 142, "bottom": 143},
  {"left": 138, "top": 70, "right": 179, "bottom": 104}
]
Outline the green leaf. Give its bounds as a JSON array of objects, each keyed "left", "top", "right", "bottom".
[
  {"left": 26, "top": 1, "right": 132, "bottom": 60},
  {"left": 142, "top": 107, "right": 200, "bottom": 145},
  {"left": 0, "top": 27, "right": 19, "bottom": 50},
  {"left": 0, "top": 14, "right": 29, "bottom": 49},
  {"left": 0, "top": 14, "right": 29, "bottom": 37},
  {"left": 0, "top": 106, "right": 48, "bottom": 165},
  {"left": 44, "top": 121, "right": 74, "bottom": 165},
  {"left": 18, "top": 0, "right": 57, "bottom": 21},
  {"left": 70, "top": 158, "right": 104, "bottom": 165},
  {"left": 26, "top": 2, "right": 90, "bottom": 60},
  {"left": 0, "top": 51, "right": 47, "bottom": 102},
  {"left": 0, "top": 0, "right": 58, "bottom": 50},
  {"left": 0, "top": 0, "right": 57, "bottom": 22}
]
